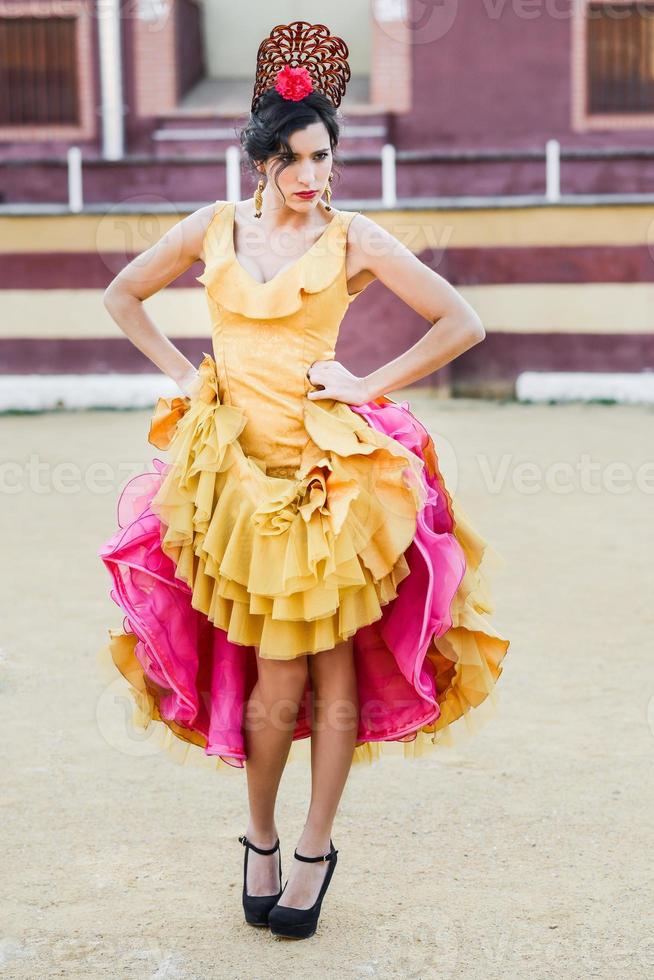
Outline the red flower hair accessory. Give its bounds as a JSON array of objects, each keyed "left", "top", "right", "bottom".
[{"left": 274, "top": 65, "right": 314, "bottom": 102}]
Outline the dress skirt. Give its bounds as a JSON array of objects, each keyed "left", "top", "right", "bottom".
[{"left": 97, "top": 354, "right": 511, "bottom": 772}]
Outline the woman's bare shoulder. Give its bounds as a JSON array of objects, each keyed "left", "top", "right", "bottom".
[
  {"left": 342, "top": 212, "right": 386, "bottom": 293},
  {"left": 182, "top": 201, "right": 228, "bottom": 263},
  {"left": 347, "top": 211, "right": 396, "bottom": 249},
  {"left": 105, "top": 201, "right": 226, "bottom": 300}
]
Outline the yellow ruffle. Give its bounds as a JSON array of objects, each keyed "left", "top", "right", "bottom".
[
  {"left": 147, "top": 352, "right": 427, "bottom": 660},
  {"left": 195, "top": 205, "right": 352, "bottom": 319}
]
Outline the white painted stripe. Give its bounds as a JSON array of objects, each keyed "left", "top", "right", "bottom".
[
  {"left": 0, "top": 374, "right": 183, "bottom": 412},
  {"left": 516, "top": 372, "right": 654, "bottom": 404},
  {"left": 3, "top": 371, "right": 653, "bottom": 412}
]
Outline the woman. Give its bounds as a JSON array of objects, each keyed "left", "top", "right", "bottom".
[{"left": 98, "top": 22, "right": 510, "bottom": 941}]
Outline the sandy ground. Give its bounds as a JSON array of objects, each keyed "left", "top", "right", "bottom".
[{"left": 2, "top": 394, "right": 653, "bottom": 980}]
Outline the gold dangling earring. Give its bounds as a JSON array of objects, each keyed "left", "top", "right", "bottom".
[
  {"left": 253, "top": 177, "right": 265, "bottom": 218},
  {"left": 324, "top": 172, "right": 333, "bottom": 210}
]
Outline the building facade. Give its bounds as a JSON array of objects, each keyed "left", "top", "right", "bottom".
[{"left": 1, "top": 0, "right": 653, "bottom": 395}]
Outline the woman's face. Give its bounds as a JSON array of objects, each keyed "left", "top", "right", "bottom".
[{"left": 260, "top": 121, "right": 333, "bottom": 211}]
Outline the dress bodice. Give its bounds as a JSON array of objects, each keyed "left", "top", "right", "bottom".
[{"left": 195, "top": 200, "right": 363, "bottom": 475}]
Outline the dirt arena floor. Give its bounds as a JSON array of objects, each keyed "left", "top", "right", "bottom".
[{"left": 2, "top": 394, "right": 653, "bottom": 979}]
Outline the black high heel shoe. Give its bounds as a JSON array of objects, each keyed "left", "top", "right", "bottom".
[
  {"left": 238, "top": 834, "right": 282, "bottom": 927},
  {"left": 268, "top": 839, "right": 338, "bottom": 940}
]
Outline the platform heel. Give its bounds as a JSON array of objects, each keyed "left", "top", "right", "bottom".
[
  {"left": 238, "top": 834, "right": 282, "bottom": 927},
  {"left": 268, "top": 839, "right": 338, "bottom": 940}
]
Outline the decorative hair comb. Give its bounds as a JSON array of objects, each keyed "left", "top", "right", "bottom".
[{"left": 251, "top": 21, "right": 351, "bottom": 113}]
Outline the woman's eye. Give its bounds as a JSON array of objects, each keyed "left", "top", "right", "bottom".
[{"left": 283, "top": 153, "right": 328, "bottom": 161}]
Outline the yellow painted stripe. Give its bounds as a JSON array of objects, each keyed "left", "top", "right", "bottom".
[
  {"left": 368, "top": 206, "right": 654, "bottom": 249},
  {"left": 0, "top": 214, "right": 186, "bottom": 254},
  {"left": 1, "top": 204, "right": 654, "bottom": 252},
  {"left": 460, "top": 283, "right": 654, "bottom": 333},
  {"left": 1, "top": 283, "right": 653, "bottom": 338},
  {"left": 0, "top": 290, "right": 210, "bottom": 339}
]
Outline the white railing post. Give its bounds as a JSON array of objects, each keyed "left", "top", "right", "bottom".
[
  {"left": 381, "top": 143, "right": 397, "bottom": 207},
  {"left": 97, "top": 0, "right": 124, "bottom": 160},
  {"left": 67, "top": 146, "right": 83, "bottom": 212},
  {"left": 226, "top": 145, "right": 241, "bottom": 202},
  {"left": 546, "top": 138, "right": 560, "bottom": 202}
]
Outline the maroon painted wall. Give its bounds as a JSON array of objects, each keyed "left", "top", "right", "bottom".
[{"left": 397, "top": 0, "right": 654, "bottom": 149}]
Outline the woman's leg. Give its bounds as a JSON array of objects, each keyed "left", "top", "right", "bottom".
[
  {"left": 242, "top": 648, "right": 309, "bottom": 895},
  {"left": 277, "top": 637, "right": 359, "bottom": 908}
]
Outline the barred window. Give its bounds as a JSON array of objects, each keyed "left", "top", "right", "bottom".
[
  {"left": 587, "top": 3, "right": 654, "bottom": 113},
  {"left": 0, "top": 16, "right": 79, "bottom": 126}
]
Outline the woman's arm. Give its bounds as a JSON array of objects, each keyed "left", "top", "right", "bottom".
[
  {"left": 103, "top": 204, "right": 217, "bottom": 396},
  {"left": 308, "top": 213, "right": 485, "bottom": 404},
  {"left": 353, "top": 214, "right": 485, "bottom": 399}
]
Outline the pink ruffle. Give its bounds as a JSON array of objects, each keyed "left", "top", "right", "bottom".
[{"left": 98, "top": 399, "right": 466, "bottom": 768}]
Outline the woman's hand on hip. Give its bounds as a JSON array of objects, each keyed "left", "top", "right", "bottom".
[{"left": 306, "top": 359, "right": 373, "bottom": 406}]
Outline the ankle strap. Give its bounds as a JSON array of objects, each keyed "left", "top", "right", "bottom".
[
  {"left": 294, "top": 840, "right": 338, "bottom": 863},
  {"left": 238, "top": 834, "right": 280, "bottom": 855}
]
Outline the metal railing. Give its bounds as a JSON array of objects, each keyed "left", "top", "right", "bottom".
[{"left": 4, "top": 139, "right": 654, "bottom": 212}]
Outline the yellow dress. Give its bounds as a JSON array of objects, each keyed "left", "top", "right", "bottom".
[{"left": 97, "top": 200, "right": 511, "bottom": 771}]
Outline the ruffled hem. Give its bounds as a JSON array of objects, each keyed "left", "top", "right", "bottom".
[
  {"left": 97, "top": 380, "right": 511, "bottom": 770},
  {"left": 145, "top": 351, "right": 428, "bottom": 660}
]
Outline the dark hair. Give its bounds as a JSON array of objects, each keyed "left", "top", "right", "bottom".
[{"left": 237, "top": 88, "right": 343, "bottom": 205}]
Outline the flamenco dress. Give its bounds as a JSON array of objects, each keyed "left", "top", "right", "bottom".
[{"left": 97, "top": 201, "right": 511, "bottom": 771}]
